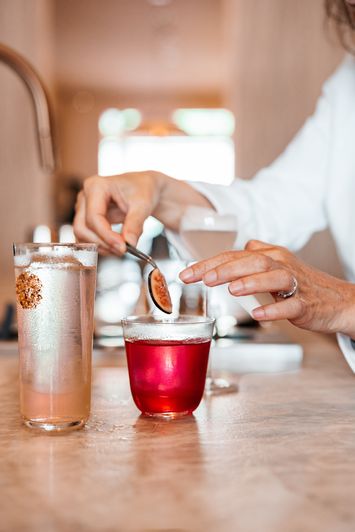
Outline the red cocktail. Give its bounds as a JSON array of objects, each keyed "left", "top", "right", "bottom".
[{"left": 122, "top": 316, "right": 214, "bottom": 418}]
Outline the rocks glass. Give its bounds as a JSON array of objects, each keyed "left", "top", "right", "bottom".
[{"left": 122, "top": 315, "right": 214, "bottom": 418}]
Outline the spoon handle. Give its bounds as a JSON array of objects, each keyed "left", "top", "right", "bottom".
[{"left": 125, "top": 242, "right": 157, "bottom": 269}]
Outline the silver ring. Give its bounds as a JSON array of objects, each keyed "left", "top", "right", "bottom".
[{"left": 276, "top": 276, "right": 298, "bottom": 299}]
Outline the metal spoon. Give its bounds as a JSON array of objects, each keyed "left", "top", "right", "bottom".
[
  {"left": 125, "top": 242, "right": 157, "bottom": 269},
  {"left": 125, "top": 242, "right": 172, "bottom": 314}
]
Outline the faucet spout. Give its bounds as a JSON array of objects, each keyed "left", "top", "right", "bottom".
[{"left": 0, "top": 42, "right": 56, "bottom": 174}]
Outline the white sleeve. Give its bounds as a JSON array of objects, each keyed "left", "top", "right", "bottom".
[
  {"left": 191, "top": 73, "right": 335, "bottom": 251},
  {"left": 337, "top": 334, "right": 355, "bottom": 373}
]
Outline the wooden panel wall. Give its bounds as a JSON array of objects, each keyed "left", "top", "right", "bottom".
[{"left": 223, "top": 0, "right": 343, "bottom": 178}]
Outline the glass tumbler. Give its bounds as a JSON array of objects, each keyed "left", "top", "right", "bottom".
[
  {"left": 122, "top": 315, "right": 215, "bottom": 418},
  {"left": 14, "top": 243, "right": 97, "bottom": 432}
]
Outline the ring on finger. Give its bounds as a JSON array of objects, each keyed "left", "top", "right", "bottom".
[{"left": 276, "top": 276, "right": 298, "bottom": 299}]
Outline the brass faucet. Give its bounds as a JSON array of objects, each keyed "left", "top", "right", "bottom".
[{"left": 0, "top": 42, "right": 56, "bottom": 173}]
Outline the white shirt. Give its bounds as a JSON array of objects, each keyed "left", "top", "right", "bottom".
[{"left": 191, "top": 56, "right": 355, "bottom": 371}]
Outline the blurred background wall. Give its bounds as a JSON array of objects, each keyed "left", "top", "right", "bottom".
[
  {"left": 0, "top": 0, "right": 345, "bottom": 301},
  {"left": 0, "top": 0, "right": 56, "bottom": 300},
  {"left": 223, "top": 0, "right": 343, "bottom": 275}
]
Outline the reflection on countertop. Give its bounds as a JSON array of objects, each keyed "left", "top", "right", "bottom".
[{"left": 0, "top": 328, "right": 353, "bottom": 532}]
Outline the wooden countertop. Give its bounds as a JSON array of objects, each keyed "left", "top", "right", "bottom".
[{"left": 1, "top": 327, "right": 355, "bottom": 532}]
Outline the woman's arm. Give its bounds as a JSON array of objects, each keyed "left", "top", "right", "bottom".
[
  {"left": 73, "top": 171, "right": 212, "bottom": 254},
  {"left": 74, "top": 60, "right": 347, "bottom": 255},
  {"left": 190, "top": 75, "right": 336, "bottom": 251}
]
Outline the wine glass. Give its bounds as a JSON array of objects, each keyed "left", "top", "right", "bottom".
[{"left": 179, "top": 206, "right": 239, "bottom": 394}]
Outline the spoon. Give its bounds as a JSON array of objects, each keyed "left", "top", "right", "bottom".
[
  {"left": 125, "top": 242, "right": 172, "bottom": 314},
  {"left": 125, "top": 242, "right": 157, "bottom": 268}
]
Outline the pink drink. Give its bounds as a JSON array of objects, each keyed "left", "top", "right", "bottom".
[
  {"left": 125, "top": 338, "right": 211, "bottom": 416},
  {"left": 16, "top": 263, "right": 96, "bottom": 428},
  {"left": 20, "top": 385, "right": 91, "bottom": 425}
]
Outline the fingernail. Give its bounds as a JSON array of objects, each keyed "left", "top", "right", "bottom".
[
  {"left": 260, "top": 321, "right": 273, "bottom": 329},
  {"left": 179, "top": 268, "right": 194, "bottom": 282},
  {"left": 113, "top": 242, "right": 125, "bottom": 254},
  {"left": 124, "top": 233, "right": 137, "bottom": 246},
  {"left": 230, "top": 280, "right": 243, "bottom": 293},
  {"left": 252, "top": 308, "right": 265, "bottom": 320},
  {"left": 203, "top": 270, "right": 217, "bottom": 284}
]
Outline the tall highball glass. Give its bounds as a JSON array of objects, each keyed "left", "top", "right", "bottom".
[{"left": 14, "top": 243, "right": 97, "bottom": 432}]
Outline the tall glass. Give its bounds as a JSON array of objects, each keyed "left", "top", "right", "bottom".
[
  {"left": 13, "top": 243, "right": 97, "bottom": 432},
  {"left": 180, "top": 206, "right": 239, "bottom": 394},
  {"left": 122, "top": 315, "right": 215, "bottom": 418}
]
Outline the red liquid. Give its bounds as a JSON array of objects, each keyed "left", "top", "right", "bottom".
[{"left": 125, "top": 338, "right": 211, "bottom": 416}]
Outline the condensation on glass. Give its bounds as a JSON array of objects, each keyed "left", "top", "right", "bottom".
[{"left": 14, "top": 243, "right": 97, "bottom": 432}]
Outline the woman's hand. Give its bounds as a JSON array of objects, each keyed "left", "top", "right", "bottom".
[
  {"left": 179, "top": 239, "right": 355, "bottom": 337},
  {"left": 73, "top": 171, "right": 212, "bottom": 255},
  {"left": 73, "top": 171, "right": 165, "bottom": 255}
]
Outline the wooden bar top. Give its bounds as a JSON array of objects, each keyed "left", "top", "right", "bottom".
[{"left": 1, "top": 327, "right": 355, "bottom": 532}]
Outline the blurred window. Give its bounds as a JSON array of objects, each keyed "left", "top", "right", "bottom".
[
  {"left": 99, "top": 108, "right": 142, "bottom": 137},
  {"left": 98, "top": 108, "right": 235, "bottom": 185}
]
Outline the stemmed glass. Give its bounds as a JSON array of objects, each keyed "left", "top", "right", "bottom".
[{"left": 179, "top": 206, "right": 239, "bottom": 394}]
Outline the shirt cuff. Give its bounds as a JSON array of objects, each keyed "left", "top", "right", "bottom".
[{"left": 337, "top": 333, "right": 355, "bottom": 373}]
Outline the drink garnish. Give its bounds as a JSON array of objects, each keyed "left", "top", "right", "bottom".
[
  {"left": 148, "top": 268, "right": 172, "bottom": 314},
  {"left": 16, "top": 272, "right": 43, "bottom": 309}
]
